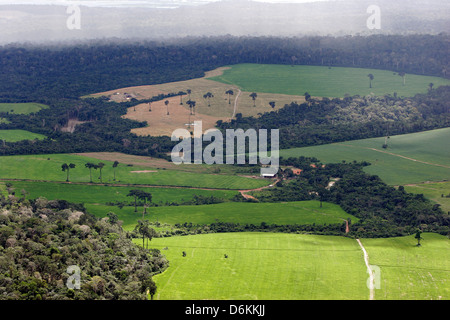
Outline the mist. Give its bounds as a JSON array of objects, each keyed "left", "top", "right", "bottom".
[{"left": 0, "top": 0, "right": 449, "bottom": 45}]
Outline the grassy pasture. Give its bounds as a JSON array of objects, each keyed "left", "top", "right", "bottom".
[
  {"left": 404, "top": 182, "right": 450, "bottom": 213},
  {"left": 0, "top": 102, "right": 48, "bottom": 114},
  {"left": 149, "top": 233, "right": 368, "bottom": 300},
  {"left": 86, "top": 200, "right": 355, "bottom": 231},
  {"left": 210, "top": 64, "right": 450, "bottom": 98},
  {"left": 361, "top": 233, "right": 449, "bottom": 300},
  {"left": 280, "top": 128, "right": 450, "bottom": 185},
  {"left": 0, "top": 153, "right": 269, "bottom": 190},
  {"left": 0, "top": 129, "right": 46, "bottom": 142},
  {"left": 148, "top": 232, "right": 449, "bottom": 300},
  {"left": 10, "top": 181, "right": 239, "bottom": 207}
]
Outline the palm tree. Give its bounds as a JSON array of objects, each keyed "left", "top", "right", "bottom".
[
  {"left": 112, "top": 161, "right": 119, "bottom": 181},
  {"left": 138, "top": 191, "right": 152, "bottom": 218},
  {"left": 97, "top": 162, "right": 105, "bottom": 183},
  {"left": 225, "top": 89, "right": 234, "bottom": 105},
  {"left": 186, "top": 100, "right": 196, "bottom": 127},
  {"left": 178, "top": 91, "right": 186, "bottom": 105},
  {"left": 85, "top": 162, "right": 96, "bottom": 183},
  {"left": 165, "top": 100, "right": 170, "bottom": 115},
  {"left": 249, "top": 92, "right": 258, "bottom": 107},
  {"left": 203, "top": 92, "right": 213, "bottom": 107},
  {"left": 398, "top": 72, "right": 406, "bottom": 86},
  {"left": 61, "top": 163, "right": 76, "bottom": 182},
  {"left": 367, "top": 74, "right": 374, "bottom": 88},
  {"left": 187, "top": 89, "right": 192, "bottom": 101},
  {"left": 127, "top": 189, "right": 142, "bottom": 212}
]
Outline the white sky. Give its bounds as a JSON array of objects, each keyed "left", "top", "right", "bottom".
[{"left": 0, "top": 0, "right": 332, "bottom": 7}]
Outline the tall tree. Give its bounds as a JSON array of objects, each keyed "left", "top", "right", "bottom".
[
  {"left": 428, "top": 82, "right": 434, "bottom": 93},
  {"left": 112, "top": 161, "right": 119, "bottom": 181},
  {"left": 127, "top": 189, "right": 142, "bottom": 212},
  {"left": 178, "top": 91, "right": 186, "bottom": 105},
  {"left": 249, "top": 92, "right": 258, "bottom": 107},
  {"left": 61, "top": 163, "right": 76, "bottom": 182},
  {"left": 85, "top": 162, "right": 97, "bottom": 183},
  {"left": 203, "top": 92, "right": 213, "bottom": 107},
  {"left": 165, "top": 100, "right": 170, "bottom": 115},
  {"left": 138, "top": 191, "right": 152, "bottom": 218},
  {"left": 398, "top": 72, "right": 406, "bottom": 86},
  {"left": 415, "top": 231, "right": 423, "bottom": 246},
  {"left": 226, "top": 89, "right": 234, "bottom": 105},
  {"left": 367, "top": 74, "right": 374, "bottom": 88},
  {"left": 97, "top": 162, "right": 105, "bottom": 183}
]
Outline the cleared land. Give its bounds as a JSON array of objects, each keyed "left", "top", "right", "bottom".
[
  {"left": 86, "top": 200, "right": 355, "bottom": 230},
  {"left": 149, "top": 232, "right": 448, "bottom": 300},
  {"left": 404, "top": 181, "right": 450, "bottom": 213},
  {"left": 361, "top": 233, "right": 449, "bottom": 300},
  {"left": 0, "top": 102, "right": 48, "bottom": 114},
  {"left": 150, "top": 233, "right": 368, "bottom": 300},
  {"left": 210, "top": 64, "right": 450, "bottom": 98},
  {"left": 280, "top": 127, "right": 450, "bottom": 185},
  {"left": 0, "top": 129, "right": 46, "bottom": 142},
  {"left": 0, "top": 153, "right": 270, "bottom": 190}
]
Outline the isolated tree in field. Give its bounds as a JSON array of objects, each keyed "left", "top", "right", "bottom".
[
  {"left": 61, "top": 163, "right": 76, "bottom": 182},
  {"left": 178, "top": 91, "right": 186, "bottom": 105},
  {"left": 187, "top": 89, "right": 192, "bottom": 101},
  {"left": 186, "top": 100, "right": 196, "bottom": 126},
  {"left": 85, "top": 162, "right": 96, "bottom": 183},
  {"left": 165, "top": 100, "right": 170, "bottom": 115},
  {"left": 226, "top": 89, "right": 234, "bottom": 104},
  {"left": 148, "top": 102, "right": 152, "bottom": 112},
  {"left": 250, "top": 92, "right": 258, "bottom": 107},
  {"left": 398, "top": 72, "right": 406, "bottom": 86},
  {"left": 269, "top": 101, "right": 276, "bottom": 109},
  {"left": 97, "top": 162, "right": 105, "bottom": 183},
  {"left": 138, "top": 191, "right": 152, "bottom": 218},
  {"left": 367, "top": 74, "right": 374, "bottom": 88},
  {"left": 112, "top": 161, "right": 119, "bottom": 181},
  {"left": 127, "top": 189, "right": 142, "bottom": 212},
  {"left": 203, "top": 92, "right": 213, "bottom": 107},
  {"left": 428, "top": 83, "right": 434, "bottom": 93},
  {"left": 415, "top": 231, "right": 423, "bottom": 246},
  {"left": 304, "top": 92, "right": 311, "bottom": 102}
]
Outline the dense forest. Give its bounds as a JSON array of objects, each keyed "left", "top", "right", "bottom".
[
  {"left": 0, "top": 196, "right": 166, "bottom": 300},
  {"left": 218, "top": 86, "right": 450, "bottom": 149},
  {"left": 0, "top": 34, "right": 448, "bottom": 157},
  {"left": 175, "top": 157, "right": 449, "bottom": 238}
]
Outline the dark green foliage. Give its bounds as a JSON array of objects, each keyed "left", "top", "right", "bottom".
[{"left": 0, "top": 196, "right": 167, "bottom": 300}]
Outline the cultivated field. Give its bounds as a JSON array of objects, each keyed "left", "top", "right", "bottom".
[
  {"left": 0, "top": 129, "right": 46, "bottom": 142},
  {"left": 0, "top": 153, "right": 270, "bottom": 190},
  {"left": 86, "top": 200, "right": 355, "bottom": 230},
  {"left": 210, "top": 64, "right": 450, "bottom": 98},
  {"left": 280, "top": 127, "right": 450, "bottom": 185},
  {"left": 404, "top": 181, "right": 450, "bottom": 213},
  {"left": 148, "top": 232, "right": 449, "bottom": 300},
  {"left": 0, "top": 102, "right": 48, "bottom": 114}
]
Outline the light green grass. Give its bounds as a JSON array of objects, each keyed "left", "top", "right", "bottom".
[
  {"left": 0, "top": 102, "right": 48, "bottom": 114},
  {"left": 361, "top": 233, "right": 449, "bottom": 300},
  {"left": 150, "top": 233, "right": 368, "bottom": 300},
  {"left": 280, "top": 127, "right": 450, "bottom": 185},
  {"left": 210, "top": 64, "right": 450, "bottom": 98},
  {"left": 0, "top": 129, "right": 46, "bottom": 142},
  {"left": 10, "top": 180, "right": 239, "bottom": 207},
  {"left": 86, "top": 200, "right": 356, "bottom": 231},
  {"left": 0, "top": 154, "right": 269, "bottom": 190},
  {"left": 404, "top": 182, "right": 450, "bottom": 213}
]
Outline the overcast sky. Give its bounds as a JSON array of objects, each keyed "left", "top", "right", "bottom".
[{"left": 0, "top": 0, "right": 332, "bottom": 7}]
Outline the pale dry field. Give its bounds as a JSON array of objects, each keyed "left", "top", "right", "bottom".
[{"left": 90, "top": 67, "right": 306, "bottom": 137}]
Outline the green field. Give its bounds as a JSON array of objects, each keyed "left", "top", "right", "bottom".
[
  {"left": 0, "top": 102, "right": 48, "bottom": 114},
  {"left": 0, "top": 129, "right": 46, "bottom": 142},
  {"left": 0, "top": 153, "right": 269, "bottom": 190},
  {"left": 280, "top": 127, "right": 450, "bottom": 185},
  {"left": 361, "top": 233, "right": 449, "bottom": 300},
  {"left": 147, "top": 232, "right": 448, "bottom": 300},
  {"left": 210, "top": 64, "right": 450, "bottom": 98},
  {"left": 404, "top": 182, "right": 450, "bottom": 213},
  {"left": 10, "top": 180, "right": 239, "bottom": 207},
  {"left": 87, "top": 200, "right": 355, "bottom": 231},
  {"left": 150, "top": 233, "right": 368, "bottom": 300}
]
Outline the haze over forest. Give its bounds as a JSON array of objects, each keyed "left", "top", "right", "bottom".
[{"left": 0, "top": 0, "right": 449, "bottom": 44}]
